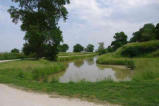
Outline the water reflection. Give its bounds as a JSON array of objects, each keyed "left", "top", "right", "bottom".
[
  {"left": 59, "top": 57, "right": 133, "bottom": 83},
  {"left": 73, "top": 60, "right": 84, "bottom": 68}
]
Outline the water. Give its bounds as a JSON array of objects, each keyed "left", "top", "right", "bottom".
[{"left": 56, "top": 57, "right": 133, "bottom": 83}]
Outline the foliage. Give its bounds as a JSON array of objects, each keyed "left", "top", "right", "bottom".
[
  {"left": 0, "top": 53, "right": 26, "bottom": 60},
  {"left": 73, "top": 44, "right": 84, "bottom": 52},
  {"left": 58, "top": 53, "right": 97, "bottom": 61},
  {"left": 85, "top": 44, "right": 94, "bottom": 52},
  {"left": 130, "top": 23, "right": 157, "bottom": 42},
  {"left": 11, "top": 48, "right": 20, "bottom": 53},
  {"left": 58, "top": 52, "right": 95, "bottom": 56},
  {"left": 58, "top": 43, "right": 69, "bottom": 52},
  {"left": 110, "top": 32, "right": 128, "bottom": 51},
  {"left": 115, "top": 40, "right": 159, "bottom": 57},
  {"left": 8, "top": 0, "right": 70, "bottom": 60},
  {"left": 97, "top": 53, "right": 135, "bottom": 69},
  {"left": 97, "top": 42, "right": 107, "bottom": 55},
  {"left": 155, "top": 23, "right": 159, "bottom": 39}
]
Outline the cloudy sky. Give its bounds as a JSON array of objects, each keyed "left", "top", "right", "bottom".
[{"left": 0, "top": 0, "right": 159, "bottom": 52}]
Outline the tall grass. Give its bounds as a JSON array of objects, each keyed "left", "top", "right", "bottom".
[
  {"left": 58, "top": 53, "right": 97, "bottom": 61},
  {"left": 97, "top": 53, "right": 135, "bottom": 69},
  {"left": 0, "top": 59, "right": 66, "bottom": 82},
  {"left": 0, "top": 53, "right": 26, "bottom": 60},
  {"left": 58, "top": 52, "right": 96, "bottom": 56}
]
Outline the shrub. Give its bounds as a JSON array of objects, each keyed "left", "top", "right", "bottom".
[{"left": 115, "top": 40, "right": 159, "bottom": 57}]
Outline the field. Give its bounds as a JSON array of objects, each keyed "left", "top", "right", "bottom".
[
  {"left": 58, "top": 52, "right": 97, "bottom": 61},
  {"left": 0, "top": 52, "right": 159, "bottom": 105},
  {"left": 0, "top": 53, "right": 27, "bottom": 60}
]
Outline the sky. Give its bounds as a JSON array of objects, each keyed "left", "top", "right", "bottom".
[{"left": 0, "top": 0, "right": 159, "bottom": 52}]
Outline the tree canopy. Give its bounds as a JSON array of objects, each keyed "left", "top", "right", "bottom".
[
  {"left": 11, "top": 48, "right": 20, "bottom": 53},
  {"left": 111, "top": 32, "right": 127, "bottom": 51},
  {"left": 73, "top": 44, "right": 84, "bottom": 52},
  {"left": 85, "top": 44, "right": 94, "bottom": 52},
  {"left": 58, "top": 43, "right": 69, "bottom": 52},
  {"left": 9, "top": 0, "right": 70, "bottom": 60},
  {"left": 130, "top": 23, "right": 157, "bottom": 42}
]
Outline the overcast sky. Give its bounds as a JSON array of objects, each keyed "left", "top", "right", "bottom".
[{"left": 0, "top": 0, "right": 159, "bottom": 52}]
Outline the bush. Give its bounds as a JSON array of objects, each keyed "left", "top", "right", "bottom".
[{"left": 115, "top": 40, "right": 159, "bottom": 57}]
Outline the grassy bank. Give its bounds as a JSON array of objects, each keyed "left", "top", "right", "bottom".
[
  {"left": 58, "top": 53, "right": 97, "bottom": 61},
  {"left": 58, "top": 52, "right": 96, "bottom": 56}
]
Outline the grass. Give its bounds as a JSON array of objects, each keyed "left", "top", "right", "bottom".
[
  {"left": 0, "top": 59, "right": 66, "bottom": 82},
  {"left": 58, "top": 52, "right": 96, "bottom": 56},
  {"left": 97, "top": 53, "right": 135, "bottom": 69},
  {"left": 58, "top": 52, "right": 97, "bottom": 61},
  {"left": 0, "top": 53, "right": 27, "bottom": 60},
  {"left": 0, "top": 53, "right": 159, "bottom": 105}
]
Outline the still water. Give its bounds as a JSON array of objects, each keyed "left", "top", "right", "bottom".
[{"left": 55, "top": 57, "right": 133, "bottom": 83}]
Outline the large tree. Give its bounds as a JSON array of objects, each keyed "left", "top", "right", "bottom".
[
  {"left": 97, "top": 42, "right": 106, "bottom": 55},
  {"left": 11, "top": 48, "right": 20, "bottom": 53},
  {"left": 58, "top": 43, "right": 69, "bottom": 52},
  {"left": 85, "top": 44, "right": 94, "bottom": 52},
  {"left": 130, "top": 23, "right": 156, "bottom": 42},
  {"left": 73, "top": 44, "right": 84, "bottom": 52},
  {"left": 111, "top": 32, "right": 127, "bottom": 51},
  {"left": 8, "top": 0, "right": 70, "bottom": 60},
  {"left": 155, "top": 23, "right": 159, "bottom": 40}
]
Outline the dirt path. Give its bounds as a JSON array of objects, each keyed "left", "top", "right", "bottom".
[{"left": 0, "top": 84, "right": 119, "bottom": 106}]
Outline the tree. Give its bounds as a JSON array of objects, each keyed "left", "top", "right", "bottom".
[
  {"left": 9, "top": 0, "right": 70, "bottom": 60},
  {"left": 85, "top": 44, "right": 94, "bottom": 52},
  {"left": 73, "top": 44, "right": 84, "bottom": 52},
  {"left": 111, "top": 32, "right": 127, "bottom": 51},
  {"left": 58, "top": 44, "right": 69, "bottom": 52},
  {"left": 11, "top": 48, "right": 19, "bottom": 53},
  {"left": 155, "top": 23, "right": 159, "bottom": 40},
  {"left": 97, "top": 42, "right": 106, "bottom": 55},
  {"left": 130, "top": 23, "right": 156, "bottom": 42}
]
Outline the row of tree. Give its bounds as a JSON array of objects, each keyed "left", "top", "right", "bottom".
[
  {"left": 73, "top": 44, "right": 94, "bottom": 52},
  {"left": 104, "top": 23, "right": 159, "bottom": 53}
]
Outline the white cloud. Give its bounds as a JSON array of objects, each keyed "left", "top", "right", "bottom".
[
  {"left": 0, "top": 0, "right": 159, "bottom": 52},
  {"left": 61, "top": 0, "right": 159, "bottom": 51}
]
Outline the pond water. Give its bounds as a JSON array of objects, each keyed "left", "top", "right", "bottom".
[{"left": 54, "top": 57, "right": 133, "bottom": 83}]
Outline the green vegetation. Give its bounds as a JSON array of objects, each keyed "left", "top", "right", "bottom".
[
  {"left": 73, "top": 44, "right": 84, "bottom": 52},
  {"left": 111, "top": 32, "right": 128, "bottom": 51},
  {"left": 0, "top": 53, "right": 26, "bottom": 60},
  {"left": 130, "top": 23, "right": 159, "bottom": 42},
  {"left": 11, "top": 48, "right": 20, "bottom": 53},
  {"left": 0, "top": 58, "right": 159, "bottom": 105},
  {"left": 97, "top": 53, "right": 135, "bottom": 69},
  {"left": 115, "top": 40, "right": 159, "bottom": 57},
  {"left": 58, "top": 44, "right": 69, "bottom": 52},
  {"left": 58, "top": 52, "right": 96, "bottom": 56},
  {"left": 9, "top": 0, "right": 70, "bottom": 60},
  {"left": 0, "top": 59, "right": 66, "bottom": 83},
  {"left": 85, "top": 44, "right": 94, "bottom": 52},
  {"left": 97, "top": 42, "right": 107, "bottom": 55},
  {"left": 58, "top": 53, "right": 97, "bottom": 61}
]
